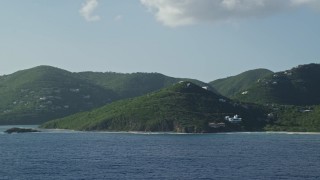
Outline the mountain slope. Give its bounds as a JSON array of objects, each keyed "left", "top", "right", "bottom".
[
  {"left": 75, "top": 71, "right": 217, "bottom": 99},
  {"left": 0, "top": 66, "right": 118, "bottom": 124},
  {"left": 0, "top": 66, "right": 217, "bottom": 125},
  {"left": 236, "top": 63, "right": 320, "bottom": 105},
  {"left": 41, "top": 82, "right": 267, "bottom": 133},
  {"left": 210, "top": 69, "right": 273, "bottom": 97},
  {"left": 265, "top": 105, "right": 320, "bottom": 132}
]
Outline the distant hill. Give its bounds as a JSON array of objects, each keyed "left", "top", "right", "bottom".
[
  {"left": 0, "top": 66, "right": 117, "bottom": 125},
  {"left": 3, "top": 63, "right": 320, "bottom": 127},
  {"left": 41, "top": 82, "right": 267, "bottom": 133},
  {"left": 0, "top": 66, "right": 216, "bottom": 125},
  {"left": 235, "top": 63, "right": 320, "bottom": 105},
  {"left": 75, "top": 71, "right": 217, "bottom": 99},
  {"left": 210, "top": 69, "right": 273, "bottom": 98}
]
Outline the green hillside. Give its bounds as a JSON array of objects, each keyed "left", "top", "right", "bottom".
[
  {"left": 0, "top": 66, "right": 118, "bottom": 125},
  {"left": 75, "top": 71, "right": 217, "bottom": 99},
  {"left": 3, "top": 63, "right": 320, "bottom": 130},
  {"left": 41, "top": 82, "right": 267, "bottom": 133},
  {"left": 210, "top": 69, "right": 273, "bottom": 97},
  {"left": 0, "top": 66, "right": 217, "bottom": 125},
  {"left": 236, "top": 63, "right": 320, "bottom": 105},
  {"left": 265, "top": 105, "right": 320, "bottom": 132}
]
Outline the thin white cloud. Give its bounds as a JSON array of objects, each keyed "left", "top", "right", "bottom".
[
  {"left": 80, "top": 0, "right": 101, "bottom": 22},
  {"left": 291, "top": 0, "right": 314, "bottom": 6},
  {"left": 140, "top": 0, "right": 319, "bottom": 27},
  {"left": 291, "top": 0, "right": 320, "bottom": 9},
  {"left": 114, "top": 15, "right": 123, "bottom": 22}
]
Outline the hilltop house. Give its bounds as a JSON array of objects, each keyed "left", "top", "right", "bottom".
[{"left": 225, "top": 115, "right": 242, "bottom": 123}]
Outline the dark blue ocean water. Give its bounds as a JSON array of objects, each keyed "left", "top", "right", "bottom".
[{"left": 1, "top": 126, "right": 320, "bottom": 180}]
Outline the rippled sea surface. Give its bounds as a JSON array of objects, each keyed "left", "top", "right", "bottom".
[{"left": 1, "top": 126, "right": 320, "bottom": 180}]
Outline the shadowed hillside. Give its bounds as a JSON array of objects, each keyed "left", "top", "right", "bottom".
[
  {"left": 0, "top": 66, "right": 216, "bottom": 125},
  {"left": 75, "top": 71, "right": 217, "bottom": 99},
  {"left": 0, "top": 66, "right": 118, "bottom": 124},
  {"left": 235, "top": 63, "right": 320, "bottom": 105},
  {"left": 41, "top": 82, "right": 267, "bottom": 133},
  {"left": 210, "top": 69, "right": 273, "bottom": 98}
]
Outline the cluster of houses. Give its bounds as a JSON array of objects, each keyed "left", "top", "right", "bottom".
[{"left": 209, "top": 114, "right": 242, "bottom": 128}]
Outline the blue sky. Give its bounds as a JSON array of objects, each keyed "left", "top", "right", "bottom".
[{"left": 0, "top": 0, "right": 319, "bottom": 82}]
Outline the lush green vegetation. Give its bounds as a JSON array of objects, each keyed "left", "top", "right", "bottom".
[
  {"left": 41, "top": 82, "right": 267, "bottom": 133},
  {"left": 0, "top": 66, "right": 215, "bottom": 125},
  {"left": 235, "top": 64, "right": 320, "bottom": 105},
  {"left": 0, "top": 66, "right": 118, "bottom": 124},
  {"left": 3, "top": 64, "right": 320, "bottom": 133},
  {"left": 265, "top": 105, "right": 320, "bottom": 132},
  {"left": 210, "top": 69, "right": 273, "bottom": 98},
  {"left": 75, "top": 71, "right": 217, "bottom": 99}
]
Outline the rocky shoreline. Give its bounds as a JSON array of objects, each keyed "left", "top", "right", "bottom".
[{"left": 5, "top": 127, "right": 41, "bottom": 134}]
